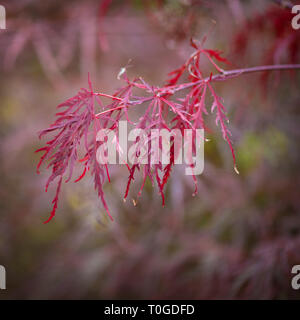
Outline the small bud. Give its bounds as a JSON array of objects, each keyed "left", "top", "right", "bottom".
[
  {"left": 117, "top": 59, "right": 132, "bottom": 80},
  {"left": 117, "top": 67, "right": 126, "bottom": 80}
]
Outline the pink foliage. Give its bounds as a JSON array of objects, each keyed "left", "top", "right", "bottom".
[{"left": 37, "top": 40, "right": 237, "bottom": 223}]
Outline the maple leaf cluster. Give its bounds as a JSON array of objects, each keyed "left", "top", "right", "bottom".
[{"left": 36, "top": 40, "right": 238, "bottom": 223}]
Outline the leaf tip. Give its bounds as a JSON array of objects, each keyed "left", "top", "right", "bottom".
[{"left": 234, "top": 165, "right": 240, "bottom": 175}]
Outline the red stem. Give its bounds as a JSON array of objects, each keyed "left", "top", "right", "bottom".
[{"left": 94, "top": 92, "right": 123, "bottom": 101}]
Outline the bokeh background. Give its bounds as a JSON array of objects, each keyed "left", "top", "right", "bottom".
[{"left": 0, "top": 0, "right": 300, "bottom": 299}]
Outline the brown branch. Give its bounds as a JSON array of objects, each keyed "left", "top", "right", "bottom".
[{"left": 213, "top": 63, "right": 300, "bottom": 80}]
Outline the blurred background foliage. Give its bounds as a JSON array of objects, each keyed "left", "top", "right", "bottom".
[{"left": 0, "top": 0, "right": 300, "bottom": 299}]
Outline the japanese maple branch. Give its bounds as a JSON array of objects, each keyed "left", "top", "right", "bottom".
[
  {"left": 168, "top": 63, "right": 300, "bottom": 93},
  {"left": 95, "top": 63, "right": 300, "bottom": 117}
]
